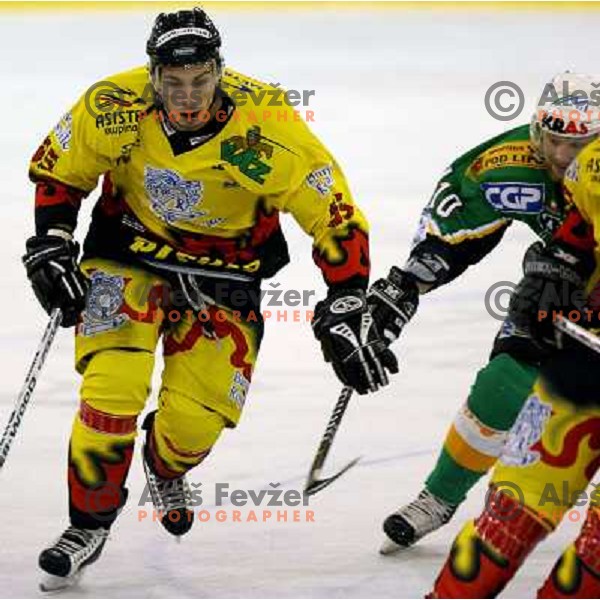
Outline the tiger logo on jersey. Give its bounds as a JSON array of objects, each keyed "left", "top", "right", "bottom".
[{"left": 144, "top": 166, "right": 208, "bottom": 225}]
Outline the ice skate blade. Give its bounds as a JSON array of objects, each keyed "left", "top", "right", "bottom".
[
  {"left": 379, "top": 537, "right": 406, "bottom": 555},
  {"left": 39, "top": 569, "right": 84, "bottom": 592}
]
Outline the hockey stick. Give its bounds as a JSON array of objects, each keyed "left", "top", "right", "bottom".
[
  {"left": 554, "top": 315, "right": 600, "bottom": 353},
  {"left": 0, "top": 308, "right": 62, "bottom": 470},
  {"left": 304, "top": 385, "right": 361, "bottom": 496},
  {"left": 302, "top": 316, "right": 600, "bottom": 497}
]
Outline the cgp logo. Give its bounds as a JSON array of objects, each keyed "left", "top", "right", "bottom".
[{"left": 481, "top": 182, "right": 544, "bottom": 214}]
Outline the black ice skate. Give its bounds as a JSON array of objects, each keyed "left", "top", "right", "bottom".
[
  {"left": 141, "top": 412, "right": 193, "bottom": 537},
  {"left": 380, "top": 489, "right": 457, "bottom": 554},
  {"left": 38, "top": 525, "right": 108, "bottom": 591}
]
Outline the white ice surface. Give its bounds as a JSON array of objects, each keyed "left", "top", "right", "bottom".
[{"left": 0, "top": 6, "right": 597, "bottom": 598}]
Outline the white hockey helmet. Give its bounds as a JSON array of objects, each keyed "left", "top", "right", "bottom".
[{"left": 530, "top": 72, "right": 600, "bottom": 148}]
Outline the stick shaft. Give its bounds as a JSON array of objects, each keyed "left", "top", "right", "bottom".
[
  {"left": 308, "top": 385, "right": 353, "bottom": 477},
  {"left": 555, "top": 316, "right": 600, "bottom": 354},
  {"left": 0, "top": 308, "right": 62, "bottom": 469}
]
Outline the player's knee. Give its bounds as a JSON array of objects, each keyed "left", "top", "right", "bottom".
[
  {"left": 80, "top": 348, "right": 154, "bottom": 416},
  {"left": 468, "top": 353, "right": 538, "bottom": 430},
  {"left": 156, "top": 388, "right": 227, "bottom": 455}
]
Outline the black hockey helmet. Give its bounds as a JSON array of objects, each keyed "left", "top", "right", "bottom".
[{"left": 146, "top": 7, "right": 222, "bottom": 71}]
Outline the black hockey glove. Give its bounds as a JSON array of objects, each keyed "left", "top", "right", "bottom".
[
  {"left": 367, "top": 266, "right": 419, "bottom": 346},
  {"left": 22, "top": 232, "right": 88, "bottom": 328},
  {"left": 313, "top": 288, "right": 398, "bottom": 394},
  {"left": 508, "top": 241, "right": 594, "bottom": 349}
]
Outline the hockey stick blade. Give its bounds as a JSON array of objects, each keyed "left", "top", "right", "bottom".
[
  {"left": 0, "top": 308, "right": 62, "bottom": 471},
  {"left": 304, "top": 456, "right": 361, "bottom": 496},
  {"left": 555, "top": 315, "right": 600, "bottom": 353}
]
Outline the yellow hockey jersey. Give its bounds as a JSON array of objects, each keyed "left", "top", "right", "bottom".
[
  {"left": 29, "top": 65, "right": 369, "bottom": 288},
  {"left": 561, "top": 141, "right": 600, "bottom": 298}
]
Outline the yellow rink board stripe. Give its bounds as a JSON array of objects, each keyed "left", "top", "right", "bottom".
[{"left": 3, "top": 1, "right": 600, "bottom": 14}]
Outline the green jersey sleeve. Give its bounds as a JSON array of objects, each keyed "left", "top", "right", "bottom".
[{"left": 406, "top": 125, "right": 550, "bottom": 290}]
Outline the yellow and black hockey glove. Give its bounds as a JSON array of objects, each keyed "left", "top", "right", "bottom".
[{"left": 23, "top": 232, "right": 88, "bottom": 327}]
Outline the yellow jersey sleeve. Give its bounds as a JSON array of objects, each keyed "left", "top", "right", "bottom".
[
  {"left": 555, "top": 149, "right": 599, "bottom": 297},
  {"left": 29, "top": 88, "right": 116, "bottom": 192},
  {"left": 269, "top": 131, "right": 370, "bottom": 288}
]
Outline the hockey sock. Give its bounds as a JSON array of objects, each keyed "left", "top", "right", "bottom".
[
  {"left": 537, "top": 505, "right": 600, "bottom": 598},
  {"left": 429, "top": 488, "right": 551, "bottom": 598},
  {"left": 68, "top": 401, "right": 136, "bottom": 529},
  {"left": 426, "top": 353, "right": 538, "bottom": 505}
]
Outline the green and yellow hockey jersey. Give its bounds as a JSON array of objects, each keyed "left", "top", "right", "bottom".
[{"left": 410, "top": 125, "right": 568, "bottom": 286}]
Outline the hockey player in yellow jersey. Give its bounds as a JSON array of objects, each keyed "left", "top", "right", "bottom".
[
  {"left": 429, "top": 137, "right": 600, "bottom": 597},
  {"left": 24, "top": 8, "right": 397, "bottom": 589}
]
